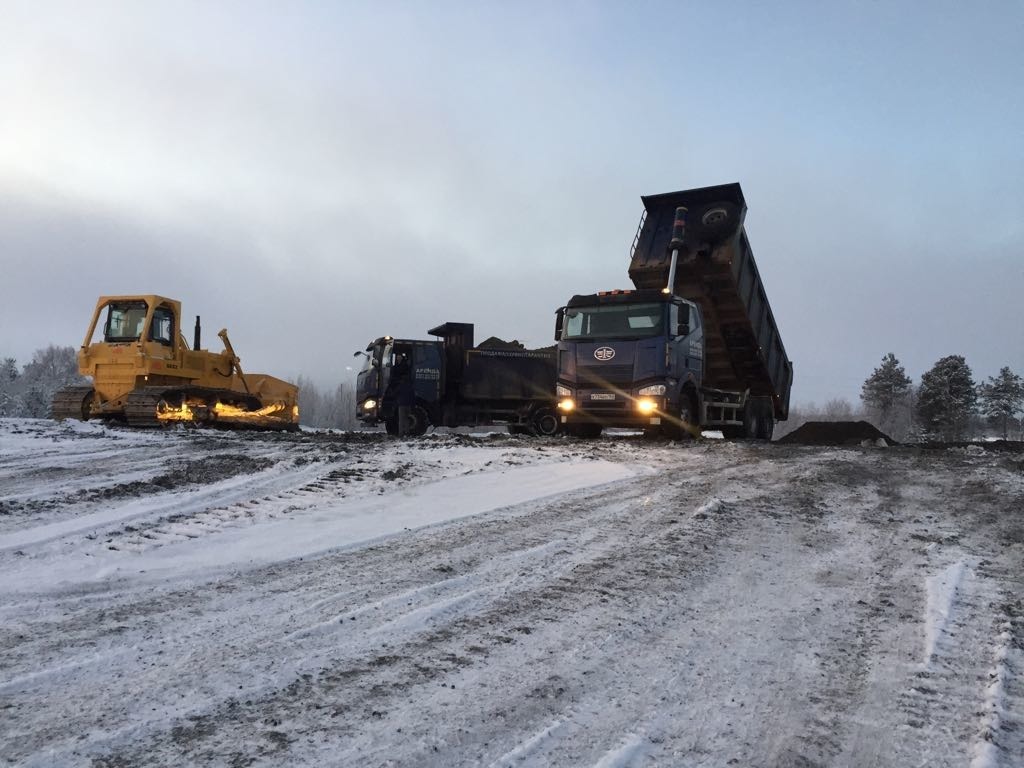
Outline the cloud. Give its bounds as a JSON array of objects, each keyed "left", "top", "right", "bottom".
[{"left": 1, "top": 2, "right": 1022, "bottom": 407}]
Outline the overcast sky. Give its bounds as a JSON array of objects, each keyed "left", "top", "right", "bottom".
[{"left": 1, "top": 1, "right": 1022, "bottom": 406}]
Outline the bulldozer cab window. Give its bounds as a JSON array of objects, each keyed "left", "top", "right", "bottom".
[
  {"left": 104, "top": 302, "right": 148, "bottom": 342},
  {"left": 150, "top": 307, "right": 174, "bottom": 346}
]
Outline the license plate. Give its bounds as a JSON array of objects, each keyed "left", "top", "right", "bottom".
[{"left": 590, "top": 393, "right": 616, "bottom": 401}]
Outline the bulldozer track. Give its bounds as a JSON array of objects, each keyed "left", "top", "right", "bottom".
[
  {"left": 124, "top": 388, "right": 167, "bottom": 428},
  {"left": 50, "top": 386, "right": 95, "bottom": 422}
]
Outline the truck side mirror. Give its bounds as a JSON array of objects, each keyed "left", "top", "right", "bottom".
[
  {"left": 677, "top": 322, "right": 690, "bottom": 337},
  {"left": 554, "top": 308, "right": 565, "bottom": 340}
]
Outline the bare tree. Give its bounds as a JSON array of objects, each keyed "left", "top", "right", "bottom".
[
  {"left": 823, "top": 398, "right": 854, "bottom": 419},
  {"left": 294, "top": 376, "right": 359, "bottom": 429},
  {"left": 1, "top": 346, "right": 86, "bottom": 418}
]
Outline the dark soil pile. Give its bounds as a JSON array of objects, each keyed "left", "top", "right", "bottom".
[
  {"left": 777, "top": 420, "right": 896, "bottom": 446},
  {"left": 477, "top": 337, "right": 526, "bottom": 350}
]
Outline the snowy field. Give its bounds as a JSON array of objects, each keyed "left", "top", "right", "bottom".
[{"left": 1, "top": 419, "right": 1022, "bottom": 767}]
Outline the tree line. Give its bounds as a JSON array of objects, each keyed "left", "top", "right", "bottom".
[
  {"left": 776, "top": 354, "right": 1023, "bottom": 442},
  {"left": 0, "top": 346, "right": 86, "bottom": 418},
  {"left": 0, "top": 345, "right": 358, "bottom": 430}
]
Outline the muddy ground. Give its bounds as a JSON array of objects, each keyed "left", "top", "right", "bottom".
[{"left": 1, "top": 420, "right": 1022, "bottom": 767}]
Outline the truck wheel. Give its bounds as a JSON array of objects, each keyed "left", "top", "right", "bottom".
[
  {"left": 757, "top": 411, "right": 775, "bottom": 441},
  {"left": 742, "top": 400, "right": 759, "bottom": 439},
  {"left": 384, "top": 416, "right": 399, "bottom": 436},
  {"left": 665, "top": 392, "right": 699, "bottom": 440},
  {"left": 407, "top": 405, "right": 430, "bottom": 437},
  {"left": 531, "top": 407, "right": 560, "bottom": 437},
  {"left": 678, "top": 394, "right": 700, "bottom": 440}
]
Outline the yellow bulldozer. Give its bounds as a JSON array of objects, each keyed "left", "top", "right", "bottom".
[{"left": 52, "top": 295, "right": 300, "bottom": 430}]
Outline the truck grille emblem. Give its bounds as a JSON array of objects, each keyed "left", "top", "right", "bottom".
[{"left": 594, "top": 347, "right": 616, "bottom": 361}]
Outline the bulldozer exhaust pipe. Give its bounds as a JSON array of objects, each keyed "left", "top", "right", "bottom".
[
  {"left": 194, "top": 316, "right": 201, "bottom": 350},
  {"left": 663, "top": 206, "right": 687, "bottom": 294}
]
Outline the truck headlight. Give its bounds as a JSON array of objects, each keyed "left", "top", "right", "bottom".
[
  {"left": 362, "top": 399, "right": 377, "bottom": 410},
  {"left": 637, "top": 384, "right": 667, "bottom": 396},
  {"left": 636, "top": 398, "right": 658, "bottom": 414},
  {"left": 557, "top": 398, "right": 575, "bottom": 411},
  {"left": 556, "top": 384, "right": 572, "bottom": 398}
]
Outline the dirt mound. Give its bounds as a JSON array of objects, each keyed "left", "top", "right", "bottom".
[
  {"left": 477, "top": 337, "right": 526, "bottom": 350},
  {"left": 777, "top": 420, "right": 895, "bottom": 446}
]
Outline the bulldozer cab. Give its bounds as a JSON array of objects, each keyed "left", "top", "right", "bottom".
[{"left": 86, "top": 296, "right": 182, "bottom": 351}]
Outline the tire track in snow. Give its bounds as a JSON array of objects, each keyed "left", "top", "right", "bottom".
[
  {"left": 970, "top": 607, "right": 1020, "bottom": 768},
  {"left": 6, "top": 432, "right": 1023, "bottom": 768},
  {"left": 88, "top": 466, "right": 729, "bottom": 768}
]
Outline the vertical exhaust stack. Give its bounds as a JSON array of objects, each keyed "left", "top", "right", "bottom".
[
  {"left": 663, "top": 206, "right": 688, "bottom": 295},
  {"left": 194, "top": 316, "right": 202, "bottom": 351}
]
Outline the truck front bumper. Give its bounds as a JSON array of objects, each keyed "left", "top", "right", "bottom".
[{"left": 558, "top": 393, "right": 669, "bottom": 429}]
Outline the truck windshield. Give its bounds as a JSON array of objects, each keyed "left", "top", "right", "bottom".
[
  {"left": 562, "top": 302, "right": 665, "bottom": 340},
  {"left": 104, "top": 302, "right": 148, "bottom": 342}
]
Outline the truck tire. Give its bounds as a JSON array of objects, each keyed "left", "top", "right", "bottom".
[
  {"left": 407, "top": 405, "right": 430, "bottom": 437},
  {"left": 679, "top": 393, "right": 699, "bottom": 440},
  {"left": 664, "top": 391, "right": 699, "bottom": 440},
  {"left": 531, "top": 407, "right": 560, "bottom": 437},
  {"left": 743, "top": 400, "right": 759, "bottom": 438},
  {"left": 756, "top": 404, "right": 775, "bottom": 441}
]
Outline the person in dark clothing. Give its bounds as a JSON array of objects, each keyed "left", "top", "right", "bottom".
[{"left": 390, "top": 353, "right": 415, "bottom": 437}]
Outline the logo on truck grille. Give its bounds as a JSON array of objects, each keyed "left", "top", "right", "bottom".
[{"left": 594, "top": 347, "right": 616, "bottom": 361}]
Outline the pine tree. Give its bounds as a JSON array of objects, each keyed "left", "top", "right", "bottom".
[
  {"left": 916, "top": 355, "right": 977, "bottom": 440},
  {"left": 861, "top": 353, "right": 912, "bottom": 427},
  {"left": 978, "top": 367, "right": 1023, "bottom": 439},
  {"left": 0, "top": 357, "right": 19, "bottom": 417}
]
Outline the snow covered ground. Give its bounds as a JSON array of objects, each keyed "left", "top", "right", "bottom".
[{"left": 1, "top": 418, "right": 1022, "bottom": 767}]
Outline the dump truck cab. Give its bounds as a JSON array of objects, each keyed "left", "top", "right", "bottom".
[
  {"left": 555, "top": 291, "right": 705, "bottom": 437},
  {"left": 355, "top": 335, "right": 444, "bottom": 435}
]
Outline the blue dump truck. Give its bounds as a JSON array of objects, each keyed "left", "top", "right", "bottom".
[
  {"left": 554, "top": 183, "right": 792, "bottom": 439},
  {"left": 355, "top": 322, "right": 559, "bottom": 437}
]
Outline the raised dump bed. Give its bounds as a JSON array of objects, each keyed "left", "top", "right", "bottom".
[{"left": 628, "top": 183, "right": 792, "bottom": 419}]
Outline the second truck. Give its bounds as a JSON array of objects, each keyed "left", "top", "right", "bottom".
[
  {"left": 355, "top": 322, "right": 559, "bottom": 436},
  {"left": 554, "top": 183, "right": 792, "bottom": 439}
]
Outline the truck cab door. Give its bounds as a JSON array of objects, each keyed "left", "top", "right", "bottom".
[
  {"left": 411, "top": 344, "right": 443, "bottom": 406},
  {"left": 378, "top": 340, "right": 395, "bottom": 400},
  {"left": 671, "top": 303, "right": 703, "bottom": 380}
]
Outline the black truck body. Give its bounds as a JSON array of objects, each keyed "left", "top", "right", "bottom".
[
  {"left": 555, "top": 183, "right": 793, "bottom": 439},
  {"left": 355, "top": 322, "right": 559, "bottom": 436}
]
